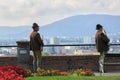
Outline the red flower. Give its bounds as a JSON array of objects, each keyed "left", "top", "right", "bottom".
[
  {"left": 0, "top": 66, "right": 32, "bottom": 80},
  {"left": 59, "top": 71, "right": 68, "bottom": 76}
]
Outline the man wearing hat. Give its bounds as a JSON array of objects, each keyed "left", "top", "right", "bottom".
[
  {"left": 30, "top": 23, "right": 44, "bottom": 72},
  {"left": 95, "top": 24, "right": 110, "bottom": 76}
]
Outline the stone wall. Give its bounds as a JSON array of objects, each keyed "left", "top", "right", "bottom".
[
  {"left": 104, "top": 54, "right": 120, "bottom": 72},
  {"left": 41, "top": 55, "right": 99, "bottom": 71},
  {"left": 0, "top": 54, "right": 120, "bottom": 72},
  {"left": 0, "top": 55, "right": 17, "bottom": 66}
]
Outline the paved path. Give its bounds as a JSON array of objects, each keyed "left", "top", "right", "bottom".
[{"left": 94, "top": 72, "right": 120, "bottom": 76}]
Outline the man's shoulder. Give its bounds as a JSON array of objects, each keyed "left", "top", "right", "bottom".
[{"left": 30, "top": 31, "right": 39, "bottom": 37}]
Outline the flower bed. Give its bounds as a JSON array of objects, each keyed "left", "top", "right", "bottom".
[
  {"left": 0, "top": 66, "right": 94, "bottom": 80},
  {"left": 0, "top": 66, "right": 32, "bottom": 80},
  {"left": 71, "top": 68, "right": 95, "bottom": 76},
  {"left": 33, "top": 68, "right": 94, "bottom": 76},
  {"left": 34, "top": 68, "right": 68, "bottom": 76}
]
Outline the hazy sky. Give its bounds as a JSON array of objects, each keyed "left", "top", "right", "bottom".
[{"left": 0, "top": 0, "right": 120, "bottom": 26}]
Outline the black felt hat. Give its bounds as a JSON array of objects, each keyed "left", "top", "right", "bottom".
[{"left": 32, "top": 23, "right": 39, "bottom": 28}]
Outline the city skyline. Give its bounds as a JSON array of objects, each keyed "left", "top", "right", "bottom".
[{"left": 0, "top": 0, "right": 120, "bottom": 26}]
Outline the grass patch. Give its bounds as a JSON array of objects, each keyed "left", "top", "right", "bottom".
[{"left": 26, "top": 76, "right": 120, "bottom": 80}]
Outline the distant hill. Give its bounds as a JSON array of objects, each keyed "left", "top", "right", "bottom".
[
  {"left": 0, "top": 26, "right": 32, "bottom": 39},
  {"left": 40, "top": 14, "right": 120, "bottom": 37},
  {"left": 0, "top": 14, "right": 120, "bottom": 39}
]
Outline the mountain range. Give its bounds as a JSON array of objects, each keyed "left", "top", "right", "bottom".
[{"left": 0, "top": 14, "right": 120, "bottom": 40}]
